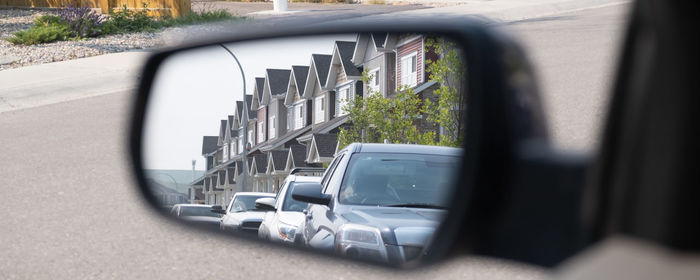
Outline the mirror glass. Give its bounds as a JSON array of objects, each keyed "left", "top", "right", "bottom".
[{"left": 142, "top": 33, "right": 467, "bottom": 266}]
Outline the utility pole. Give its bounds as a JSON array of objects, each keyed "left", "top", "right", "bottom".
[{"left": 220, "top": 44, "right": 248, "bottom": 192}]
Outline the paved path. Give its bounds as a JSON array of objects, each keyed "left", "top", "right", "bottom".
[{"left": 0, "top": 2, "right": 629, "bottom": 279}]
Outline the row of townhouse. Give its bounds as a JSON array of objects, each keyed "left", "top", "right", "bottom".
[{"left": 189, "top": 32, "right": 442, "bottom": 207}]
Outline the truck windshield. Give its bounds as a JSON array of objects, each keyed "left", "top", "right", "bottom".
[{"left": 338, "top": 153, "right": 459, "bottom": 207}]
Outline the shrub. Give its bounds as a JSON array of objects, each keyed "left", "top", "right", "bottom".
[
  {"left": 7, "top": 25, "right": 69, "bottom": 45},
  {"left": 57, "top": 5, "right": 105, "bottom": 39},
  {"left": 102, "top": 5, "right": 159, "bottom": 34},
  {"left": 34, "top": 15, "right": 65, "bottom": 27}
]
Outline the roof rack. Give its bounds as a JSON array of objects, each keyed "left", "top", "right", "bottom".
[{"left": 290, "top": 167, "right": 326, "bottom": 175}]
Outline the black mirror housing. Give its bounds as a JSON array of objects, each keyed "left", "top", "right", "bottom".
[{"left": 292, "top": 183, "right": 330, "bottom": 206}]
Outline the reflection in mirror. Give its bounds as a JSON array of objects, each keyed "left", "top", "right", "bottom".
[{"left": 142, "top": 33, "right": 467, "bottom": 266}]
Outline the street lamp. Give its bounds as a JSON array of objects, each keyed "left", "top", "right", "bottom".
[{"left": 219, "top": 44, "right": 248, "bottom": 192}]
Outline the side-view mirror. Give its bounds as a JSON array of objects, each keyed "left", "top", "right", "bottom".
[
  {"left": 130, "top": 18, "right": 582, "bottom": 269},
  {"left": 255, "top": 197, "right": 276, "bottom": 211},
  {"left": 210, "top": 205, "right": 226, "bottom": 214},
  {"left": 291, "top": 183, "right": 330, "bottom": 206}
]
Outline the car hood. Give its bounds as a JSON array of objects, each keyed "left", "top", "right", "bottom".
[
  {"left": 227, "top": 211, "right": 267, "bottom": 221},
  {"left": 340, "top": 206, "right": 446, "bottom": 246},
  {"left": 277, "top": 211, "right": 305, "bottom": 227}
]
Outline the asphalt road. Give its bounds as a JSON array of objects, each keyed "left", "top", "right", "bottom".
[{"left": 0, "top": 3, "right": 628, "bottom": 279}]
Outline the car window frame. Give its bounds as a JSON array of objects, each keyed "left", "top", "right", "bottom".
[{"left": 321, "top": 154, "right": 345, "bottom": 195}]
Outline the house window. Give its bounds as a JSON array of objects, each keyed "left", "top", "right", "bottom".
[
  {"left": 336, "top": 84, "right": 352, "bottom": 116},
  {"left": 237, "top": 138, "right": 243, "bottom": 154},
  {"left": 269, "top": 115, "right": 276, "bottom": 139},
  {"left": 368, "top": 68, "right": 380, "bottom": 93},
  {"left": 295, "top": 103, "right": 304, "bottom": 129},
  {"left": 257, "top": 121, "right": 264, "bottom": 143},
  {"left": 248, "top": 129, "right": 254, "bottom": 146},
  {"left": 400, "top": 52, "right": 418, "bottom": 88},
  {"left": 223, "top": 144, "right": 229, "bottom": 161},
  {"left": 315, "top": 96, "right": 325, "bottom": 124}
]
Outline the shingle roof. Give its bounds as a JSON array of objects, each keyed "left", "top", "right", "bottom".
[
  {"left": 253, "top": 154, "right": 268, "bottom": 173},
  {"left": 255, "top": 77, "right": 266, "bottom": 102},
  {"left": 236, "top": 101, "right": 244, "bottom": 121},
  {"left": 372, "top": 33, "right": 387, "bottom": 48},
  {"left": 245, "top": 94, "right": 256, "bottom": 119},
  {"left": 269, "top": 150, "right": 288, "bottom": 171},
  {"left": 218, "top": 170, "right": 226, "bottom": 185},
  {"left": 312, "top": 54, "right": 332, "bottom": 86},
  {"left": 296, "top": 115, "right": 349, "bottom": 143},
  {"left": 313, "top": 133, "right": 338, "bottom": 158},
  {"left": 226, "top": 167, "right": 236, "bottom": 184},
  {"left": 202, "top": 136, "right": 219, "bottom": 155},
  {"left": 289, "top": 144, "right": 308, "bottom": 168},
  {"left": 236, "top": 160, "right": 243, "bottom": 175},
  {"left": 336, "top": 41, "right": 361, "bottom": 77},
  {"left": 267, "top": 69, "right": 292, "bottom": 97},
  {"left": 291, "top": 65, "right": 309, "bottom": 94},
  {"left": 220, "top": 119, "right": 227, "bottom": 137},
  {"left": 227, "top": 115, "right": 235, "bottom": 131}
]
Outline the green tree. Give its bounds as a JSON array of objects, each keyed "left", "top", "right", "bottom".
[
  {"left": 424, "top": 37, "right": 467, "bottom": 147},
  {"left": 338, "top": 70, "right": 435, "bottom": 149}
]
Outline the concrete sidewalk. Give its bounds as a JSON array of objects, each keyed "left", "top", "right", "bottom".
[{"left": 0, "top": 51, "right": 149, "bottom": 114}]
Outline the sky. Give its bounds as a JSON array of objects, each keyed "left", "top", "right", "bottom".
[{"left": 142, "top": 34, "right": 356, "bottom": 171}]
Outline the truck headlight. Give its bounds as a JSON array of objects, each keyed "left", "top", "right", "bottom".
[
  {"left": 336, "top": 224, "right": 387, "bottom": 262},
  {"left": 277, "top": 223, "right": 297, "bottom": 242}
]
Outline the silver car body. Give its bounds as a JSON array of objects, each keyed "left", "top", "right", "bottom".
[
  {"left": 220, "top": 192, "right": 276, "bottom": 233},
  {"left": 258, "top": 175, "right": 322, "bottom": 243}
]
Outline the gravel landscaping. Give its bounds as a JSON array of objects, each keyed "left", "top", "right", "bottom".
[{"left": 0, "top": 8, "right": 165, "bottom": 71}]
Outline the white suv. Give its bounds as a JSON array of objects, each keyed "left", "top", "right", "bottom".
[{"left": 257, "top": 173, "right": 322, "bottom": 243}]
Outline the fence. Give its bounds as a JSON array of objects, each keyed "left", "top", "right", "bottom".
[{"left": 0, "top": 0, "right": 191, "bottom": 17}]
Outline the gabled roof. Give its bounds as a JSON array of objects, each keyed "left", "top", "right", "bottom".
[
  {"left": 218, "top": 119, "right": 227, "bottom": 146},
  {"left": 306, "top": 133, "right": 338, "bottom": 163},
  {"left": 226, "top": 167, "right": 236, "bottom": 184},
  {"left": 250, "top": 154, "right": 268, "bottom": 175},
  {"left": 313, "top": 134, "right": 338, "bottom": 158},
  {"left": 286, "top": 144, "right": 308, "bottom": 171},
  {"left": 327, "top": 41, "right": 361, "bottom": 88},
  {"left": 226, "top": 115, "right": 236, "bottom": 140},
  {"left": 218, "top": 170, "right": 226, "bottom": 186},
  {"left": 336, "top": 41, "right": 361, "bottom": 78},
  {"left": 251, "top": 77, "right": 266, "bottom": 110},
  {"left": 262, "top": 69, "right": 292, "bottom": 105},
  {"left": 285, "top": 65, "right": 310, "bottom": 107},
  {"left": 303, "top": 54, "right": 332, "bottom": 98},
  {"left": 266, "top": 150, "right": 289, "bottom": 173},
  {"left": 372, "top": 33, "right": 387, "bottom": 48},
  {"left": 202, "top": 136, "right": 219, "bottom": 155},
  {"left": 245, "top": 94, "right": 256, "bottom": 120},
  {"left": 351, "top": 33, "right": 370, "bottom": 64},
  {"left": 292, "top": 65, "right": 309, "bottom": 95},
  {"left": 312, "top": 54, "right": 332, "bottom": 87},
  {"left": 235, "top": 101, "right": 244, "bottom": 123}
]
